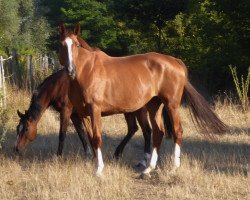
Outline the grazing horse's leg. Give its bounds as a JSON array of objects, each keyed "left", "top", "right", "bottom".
[
  {"left": 90, "top": 105, "right": 104, "bottom": 176},
  {"left": 57, "top": 108, "right": 71, "bottom": 156},
  {"left": 136, "top": 108, "right": 152, "bottom": 168},
  {"left": 70, "top": 113, "right": 92, "bottom": 157},
  {"left": 143, "top": 101, "right": 165, "bottom": 176},
  {"left": 114, "top": 113, "right": 138, "bottom": 159},
  {"left": 82, "top": 116, "right": 95, "bottom": 156}
]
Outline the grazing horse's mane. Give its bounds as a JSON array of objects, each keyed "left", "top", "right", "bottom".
[
  {"left": 27, "top": 92, "right": 42, "bottom": 120},
  {"left": 27, "top": 70, "right": 64, "bottom": 120}
]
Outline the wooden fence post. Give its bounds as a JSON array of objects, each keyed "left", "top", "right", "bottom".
[
  {"left": 26, "top": 55, "right": 34, "bottom": 92},
  {"left": 0, "top": 56, "right": 3, "bottom": 107},
  {"left": 43, "top": 54, "right": 49, "bottom": 74},
  {"left": 0, "top": 56, "right": 6, "bottom": 108},
  {"left": 11, "top": 49, "right": 17, "bottom": 86}
]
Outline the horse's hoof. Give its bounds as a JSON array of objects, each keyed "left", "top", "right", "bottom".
[
  {"left": 169, "top": 167, "right": 178, "bottom": 175},
  {"left": 113, "top": 153, "right": 121, "bottom": 161},
  {"left": 96, "top": 171, "right": 103, "bottom": 178},
  {"left": 139, "top": 172, "right": 151, "bottom": 180},
  {"left": 136, "top": 162, "right": 147, "bottom": 171}
]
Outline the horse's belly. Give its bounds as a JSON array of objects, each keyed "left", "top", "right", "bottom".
[{"left": 101, "top": 90, "right": 152, "bottom": 113}]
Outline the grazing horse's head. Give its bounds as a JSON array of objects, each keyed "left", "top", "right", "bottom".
[
  {"left": 14, "top": 110, "right": 37, "bottom": 153},
  {"left": 58, "top": 23, "right": 82, "bottom": 79}
]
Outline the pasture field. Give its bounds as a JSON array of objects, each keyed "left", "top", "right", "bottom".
[{"left": 0, "top": 88, "right": 249, "bottom": 200}]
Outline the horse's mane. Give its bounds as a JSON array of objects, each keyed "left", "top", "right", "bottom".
[
  {"left": 77, "top": 36, "right": 99, "bottom": 52},
  {"left": 27, "top": 92, "right": 42, "bottom": 120}
]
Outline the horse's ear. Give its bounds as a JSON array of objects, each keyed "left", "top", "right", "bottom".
[
  {"left": 24, "top": 110, "right": 31, "bottom": 119},
  {"left": 59, "top": 22, "right": 66, "bottom": 35},
  {"left": 17, "top": 110, "right": 24, "bottom": 118},
  {"left": 74, "top": 23, "right": 81, "bottom": 35}
]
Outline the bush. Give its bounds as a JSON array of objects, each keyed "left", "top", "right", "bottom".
[
  {"left": 0, "top": 106, "right": 9, "bottom": 149},
  {"left": 229, "top": 65, "right": 250, "bottom": 113}
]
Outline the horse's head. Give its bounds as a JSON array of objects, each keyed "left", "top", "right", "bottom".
[
  {"left": 58, "top": 23, "right": 82, "bottom": 79},
  {"left": 14, "top": 110, "right": 37, "bottom": 153}
]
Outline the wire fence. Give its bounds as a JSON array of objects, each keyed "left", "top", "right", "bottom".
[{"left": 0, "top": 50, "right": 62, "bottom": 108}]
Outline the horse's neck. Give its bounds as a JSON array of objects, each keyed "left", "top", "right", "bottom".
[{"left": 29, "top": 89, "right": 53, "bottom": 123}]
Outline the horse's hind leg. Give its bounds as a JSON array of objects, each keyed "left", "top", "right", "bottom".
[
  {"left": 163, "top": 98, "right": 183, "bottom": 171},
  {"left": 142, "top": 101, "right": 165, "bottom": 176},
  {"left": 167, "top": 104, "right": 183, "bottom": 171},
  {"left": 114, "top": 112, "right": 138, "bottom": 159},
  {"left": 57, "top": 108, "right": 71, "bottom": 156},
  {"left": 162, "top": 107, "right": 173, "bottom": 139},
  {"left": 136, "top": 107, "right": 152, "bottom": 168}
]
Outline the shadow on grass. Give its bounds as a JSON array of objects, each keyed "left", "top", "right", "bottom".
[{"left": 1, "top": 130, "right": 249, "bottom": 177}]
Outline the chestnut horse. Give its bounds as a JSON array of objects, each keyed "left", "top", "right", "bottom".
[
  {"left": 15, "top": 69, "right": 165, "bottom": 166},
  {"left": 58, "top": 24, "right": 228, "bottom": 177}
]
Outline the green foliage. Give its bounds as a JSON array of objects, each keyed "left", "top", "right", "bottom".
[
  {"left": 61, "top": 0, "right": 117, "bottom": 51},
  {"left": 0, "top": 0, "right": 20, "bottom": 47},
  {"left": 0, "top": 0, "right": 51, "bottom": 53},
  {"left": 229, "top": 66, "right": 250, "bottom": 112},
  {"left": 1, "top": 0, "right": 249, "bottom": 95}
]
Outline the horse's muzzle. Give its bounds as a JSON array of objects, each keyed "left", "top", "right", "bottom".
[{"left": 66, "top": 64, "right": 76, "bottom": 79}]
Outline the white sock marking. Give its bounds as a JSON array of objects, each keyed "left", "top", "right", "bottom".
[
  {"left": 96, "top": 148, "right": 104, "bottom": 176},
  {"left": 150, "top": 148, "right": 158, "bottom": 169},
  {"left": 174, "top": 143, "right": 181, "bottom": 168},
  {"left": 143, "top": 148, "right": 158, "bottom": 175}
]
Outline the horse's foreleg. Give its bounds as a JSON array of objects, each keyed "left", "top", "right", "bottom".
[
  {"left": 57, "top": 109, "right": 71, "bottom": 156},
  {"left": 114, "top": 113, "right": 138, "bottom": 159},
  {"left": 71, "top": 113, "right": 92, "bottom": 157},
  {"left": 90, "top": 105, "right": 104, "bottom": 176}
]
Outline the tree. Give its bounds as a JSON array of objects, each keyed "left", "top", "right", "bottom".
[{"left": 0, "top": 0, "right": 51, "bottom": 54}]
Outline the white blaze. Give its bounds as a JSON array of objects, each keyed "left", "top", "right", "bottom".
[
  {"left": 18, "top": 124, "right": 23, "bottom": 133},
  {"left": 15, "top": 124, "right": 23, "bottom": 148},
  {"left": 65, "top": 37, "right": 73, "bottom": 73}
]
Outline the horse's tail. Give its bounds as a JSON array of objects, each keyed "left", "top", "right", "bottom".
[
  {"left": 162, "top": 107, "right": 173, "bottom": 139},
  {"left": 184, "top": 81, "right": 228, "bottom": 137}
]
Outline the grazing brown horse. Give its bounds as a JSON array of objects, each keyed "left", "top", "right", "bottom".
[
  {"left": 58, "top": 23, "right": 228, "bottom": 177},
  {"left": 15, "top": 69, "right": 162, "bottom": 165},
  {"left": 14, "top": 69, "right": 91, "bottom": 156}
]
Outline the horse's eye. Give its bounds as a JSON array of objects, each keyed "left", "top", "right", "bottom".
[
  {"left": 25, "top": 128, "right": 29, "bottom": 132},
  {"left": 77, "top": 44, "right": 81, "bottom": 48}
]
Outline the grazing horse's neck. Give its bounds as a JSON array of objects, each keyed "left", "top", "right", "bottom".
[
  {"left": 28, "top": 85, "right": 58, "bottom": 124},
  {"left": 27, "top": 93, "right": 43, "bottom": 124}
]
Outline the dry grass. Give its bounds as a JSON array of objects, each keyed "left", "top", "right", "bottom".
[{"left": 0, "top": 87, "right": 249, "bottom": 200}]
